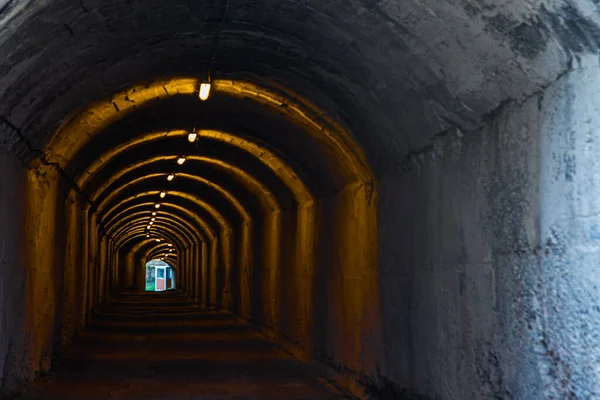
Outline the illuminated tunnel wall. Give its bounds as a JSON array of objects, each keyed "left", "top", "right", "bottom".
[{"left": 1, "top": 79, "right": 379, "bottom": 397}]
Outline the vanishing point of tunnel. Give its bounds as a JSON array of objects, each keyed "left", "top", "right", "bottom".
[{"left": 2, "top": 1, "right": 600, "bottom": 399}]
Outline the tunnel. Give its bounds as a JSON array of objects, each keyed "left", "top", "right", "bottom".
[{"left": 2, "top": 1, "right": 600, "bottom": 399}]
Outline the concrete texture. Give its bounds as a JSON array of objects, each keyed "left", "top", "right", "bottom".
[
  {"left": 2, "top": 2, "right": 600, "bottom": 400},
  {"left": 0, "top": 155, "right": 28, "bottom": 395},
  {"left": 537, "top": 60, "right": 600, "bottom": 399},
  {"left": 378, "top": 93, "right": 542, "bottom": 399},
  {"left": 377, "top": 58, "right": 600, "bottom": 399},
  {"left": 0, "top": 1, "right": 598, "bottom": 174},
  {"left": 13, "top": 291, "right": 346, "bottom": 400}
]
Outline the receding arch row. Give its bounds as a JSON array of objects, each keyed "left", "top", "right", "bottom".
[
  {"left": 113, "top": 219, "right": 199, "bottom": 256},
  {"left": 48, "top": 79, "right": 374, "bottom": 187},
  {"left": 119, "top": 231, "right": 187, "bottom": 284},
  {"left": 113, "top": 219, "right": 198, "bottom": 249},
  {"left": 108, "top": 199, "right": 236, "bottom": 310},
  {"left": 107, "top": 212, "right": 203, "bottom": 247},
  {"left": 148, "top": 249, "right": 179, "bottom": 260},
  {"left": 79, "top": 129, "right": 312, "bottom": 204},
  {"left": 116, "top": 226, "right": 191, "bottom": 255},
  {"left": 148, "top": 248, "right": 178, "bottom": 261},
  {"left": 88, "top": 142, "right": 306, "bottom": 319},
  {"left": 103, "top": 202, "right": 217, "bottom": 243},
  {"left": 102, "top": 192, "right": 231, "bottom": 239},
  {"left": 115, "top": 227, "right": 194, "bottom": 266},
  {"left": 113, "top": 233, "right": 185, "bottom": 292},
  {"left": 110, "top": 222, "right": 205, "bottom": 272},
  {"left": 110, "top": 213, "right": 200, "bottom": 248},
  {"left": 131, "top": 241, "right": 181, "bottom": 269},
  {"left": 98, "top": 173, "right": 251, "bottom": 222},
  {"left": 90, "top": 156, "right": 279, "bottom": 214},
  {"left": 106, "top": 206, "right": 207, "bottom": 245},
  {"left": 131, "top": 240, "right": 176, "bottom": 263},
  {"left": 116, "top": 229, "right": 189, "bottom": 254},
  {"left": 107, "top": 229, "right": 184, "bottom": 292},
  {"left": 146, "top": 243, "right": 179, "bottom": 258}
]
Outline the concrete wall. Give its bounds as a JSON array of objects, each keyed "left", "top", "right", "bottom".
[
  {"left": 377, "top": 59, "right": 600, "bottom": 399},
  {"left": 0, "top": 161, "right": 67, "bottom": 396},
  {"left": 244, "top": 184, "right": 381, "bottom": 397},
  {"left": 237, "top": 222, "right": 253, "bottom": 319},
  {"left": 537, "top": 61, "right": 600, "bottom": 399},
  {"left": 0, "top": 155, "right": 28, "bottom": 394},
  {"left": 60, "top": 196, "right": 84, "bottom": 347}
]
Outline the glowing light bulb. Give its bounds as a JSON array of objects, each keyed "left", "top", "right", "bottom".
[
  {"left": 155, "top": 239, "right": 161, "bottom": 242},
  {"left": 167, "top": 243, "right": 172, "bottom": 247},
  {"left": 147, "top": 225, "right": 151, "bottom": 229},
  {"left": 199, "top": 83, "right": 211, "bottom": 101},
  {"left": 167, "top": 174, "right": 175, "bottom": 181},
  {"left": 149, "top": 221, "right": 153, "bottom": 225},
  {"left": 152, "top": 212, "right": 157, "bottom": 216},
  {"left": 160, "top": 191, "right": 166, "bottom": 198},
  {"left": 188, "top": 132, "right": 197, "bottom": 142},
  {"left": 146, "top": 234, "right": 150, "bottom": 238},
  {"left": 155, "top": 204, "right": 161, "bottom": 209},
  {"left": 151, "top": 218, "right": 155, "bottom": 221},
  {"left": 169, "top": 249, "right": 173, "bottom": 252},
  {"left": 177, "top": 157, "right": 186, "bottom": 165}
]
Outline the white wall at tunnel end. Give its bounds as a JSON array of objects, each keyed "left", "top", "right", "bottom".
[{"left": 376, "top": 56, "right": 600, "bottom": 399}]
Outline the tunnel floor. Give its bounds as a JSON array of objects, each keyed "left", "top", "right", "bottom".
[{"left": 15, "top": 291, "right": 346, "bottom": 399}]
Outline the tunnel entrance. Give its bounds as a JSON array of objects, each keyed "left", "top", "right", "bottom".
[{"left": 145, "top": 259, "right": 176, "bottom": 291}]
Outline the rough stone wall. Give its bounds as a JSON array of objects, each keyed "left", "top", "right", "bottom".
[
  {"left": 537, "top": 60, "right": 600, "bottom": 399},
  {"left": 377, "top": 57, "right": 600, "bottom": 399},
  {"left": 60, "top": 196, "right": 84, "bottom": 348},
  {"left": 255, "top": 212, "right": 282, "bottom": 328},
  {"left": 0, "top": 155, "right": 28, "bottom": 395},
  {"left": 0, "top": 161, "right": 68, "bottom": 397},
  {"left": 24, "top": 167, "right": 64, "bottom": 383},
  {"left": 237, "top": 222, "right": 253, "bottom": 319},
  {"left": 310, "top": 183, "right": 381, "bottom": 397}
]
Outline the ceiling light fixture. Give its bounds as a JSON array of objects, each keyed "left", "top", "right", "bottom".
[
  {"left": 151, "top": 218, "right": 155, "bottom": 221},
  {"left": 155, "top": 204, "right": 161, "bottom": 209},
  {"left": 147, "top": 225, "right": 151, "bottom": 229},
  {"left": 152, "top": 212, "right": 157, "bottom": 216},
  {"left": 188, "top": 130, "right": 198, "bottom": 142},
  {"left": 177, "top": 157, "right": 186, "bottom": 165},
  {"left": 155, "top": 239, "right": 161, "bottom": 242},
  {"left": 160, "top": 191, "right": 166, "bottom": 198},
  {"left": 167, "top": 243, "right": 173, "bottom": 247},
  {"left": 167, "top": 173, "right": 175, "bottom": 181},
  {"left": 199, "top": 82, "right": 211, "bottom": 101}
]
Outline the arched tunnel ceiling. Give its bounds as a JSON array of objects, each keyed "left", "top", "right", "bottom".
[{"left": 1, "top": 0, "right": 595, "bottom": 173}]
